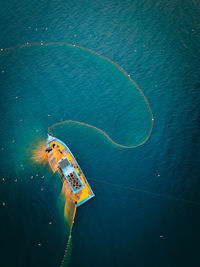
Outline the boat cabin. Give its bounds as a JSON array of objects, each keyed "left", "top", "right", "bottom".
[{"left": 58, "top": 158, "right": 84, "bottom": 193}]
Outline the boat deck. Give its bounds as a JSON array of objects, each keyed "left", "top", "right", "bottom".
[{"left": 47, "top": 137, "right": 94, "bottom": 206}]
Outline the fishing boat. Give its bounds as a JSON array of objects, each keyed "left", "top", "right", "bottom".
[{"left": 46, "top": 134, "right": 94, "bottom": 206}]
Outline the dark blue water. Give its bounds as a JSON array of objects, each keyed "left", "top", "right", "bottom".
[{"left": 0, "top": 1, "right": 200, "bottom": 267}]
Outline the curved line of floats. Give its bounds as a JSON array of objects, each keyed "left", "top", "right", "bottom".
[
  {"left": 1, "top": 42, "right": 154, "bottom": 148},
  {"left": 1, "top": 42, "right": 154, "bottom": 266}
]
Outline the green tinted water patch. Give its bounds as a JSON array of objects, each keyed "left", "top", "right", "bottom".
[{"left": 0, "top": 43, "right": 153, "bottom": 148}]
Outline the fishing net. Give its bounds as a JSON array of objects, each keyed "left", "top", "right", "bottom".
[{"left": 0, "top": 42, "right": 154, "bottom": 266}]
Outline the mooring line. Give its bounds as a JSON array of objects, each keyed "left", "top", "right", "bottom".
[{"left": 88, "top": 178, "right": 200, "bottom": 207}]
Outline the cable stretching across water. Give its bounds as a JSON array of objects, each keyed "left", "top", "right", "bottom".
[
  {"left": 1, "top": 41, "right": 154, "bottom": 148},
  {"left": 88, "top": 178, "right": 200, "bottom": 207}
]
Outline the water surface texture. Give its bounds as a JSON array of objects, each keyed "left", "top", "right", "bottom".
[{"left": 0, "top": 1, "right": 200, "bottom": 267}]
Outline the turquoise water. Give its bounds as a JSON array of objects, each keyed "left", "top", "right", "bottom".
[{"left": 1, "top": 1, "right": 200, "bottom": 267}]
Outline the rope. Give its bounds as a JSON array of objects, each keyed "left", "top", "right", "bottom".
[
  {"left": 1, "top": 42, "right": 154, "bottom": 149},
  {"left": 88, "top": 178, "right": 200, "bottom": 207}
]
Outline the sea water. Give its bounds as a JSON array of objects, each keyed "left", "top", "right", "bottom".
[{"left": 0, "top": 1, "right": 200, "bottom": 267}]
